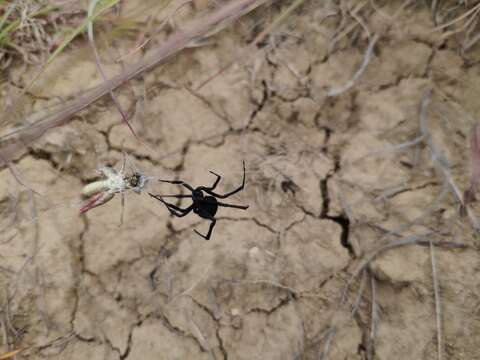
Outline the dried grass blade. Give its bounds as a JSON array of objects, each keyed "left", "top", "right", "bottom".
[{"left": 7, "top": 0, "right": 121, "bottom": 109}]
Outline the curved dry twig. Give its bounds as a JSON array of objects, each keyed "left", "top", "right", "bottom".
[{"left": 327, "top": 33, "right": 379, "bottom": 97}]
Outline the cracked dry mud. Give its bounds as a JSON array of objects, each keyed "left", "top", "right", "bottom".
[{"left": 1, "top": 1, "right": 480, "bottom": 359}]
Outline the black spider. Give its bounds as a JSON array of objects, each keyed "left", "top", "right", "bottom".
[{"left": 149, "top": 161, "right": 249, "bottom": 240}]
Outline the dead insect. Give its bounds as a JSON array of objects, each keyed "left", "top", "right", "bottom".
[{"left": 80, "top": 154, "right": 148, "bottom": 220}]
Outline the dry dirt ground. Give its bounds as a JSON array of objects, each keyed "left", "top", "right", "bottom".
[{"left": 1, "top": 0, "right": 480, "bottom": 359}]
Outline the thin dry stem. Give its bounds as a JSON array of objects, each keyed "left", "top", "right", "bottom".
[
  {"left": 464, "top": 29, "right": 480, "bottom": 51},
  {"left": 369, "top": 0, "right": 393, "bottom": 22},
  {"left": 462, "top": 123, "right": 480, "bottom": 214},
  {"left": 232, "top": 279, "right": 300, "bottom": 297},
  {"left": 329, "top": 1, "right": 368, "bottom": 49},
  {"left": 379, "top": 182, "right": 449, "bottom": 239},
  {"left": 0, "top": 315, "right": 8, "bottom": 352},
  {"left": 351, "top": 269, "right": 366, "bottom": 316},
  {"left": 440, "top": 6, "right": 480, "bottom": 40},
  {"left": 350, "top": 234, "right": 465, "bottom": 281},
  {"left": 87, "top": 0, "right": 138, "bottom": 140},
  {"left": 433, "top": 3, "right": 480, "bottom": 32},
  {"left": 3, "top": 294, "right": 17, "bottom": 340},
  {"left": 430, "top": 0, "right": 439, "bottom": 24},
  {"left": 350, "top": 5, "right": 371, "bottom": 39},
  {"left": 429, "top": 240, "right": 443, "bottom": 360},
  {"left": 367, "top": 272, "right": 377, "bottom": 360},
  {"left": 347, "top": 134, "right": 425, "bottom": 167},
  {"left": 320, "top": 326, "right": 336, "bottom": 360}
]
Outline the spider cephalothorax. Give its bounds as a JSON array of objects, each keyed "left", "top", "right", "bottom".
[{"left": 149, "top": 161, "right": 249, "bottom": 240}]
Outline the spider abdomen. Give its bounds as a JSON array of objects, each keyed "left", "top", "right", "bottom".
[{"left": 196, "top": 196, "right": 218, "bottom": 219}]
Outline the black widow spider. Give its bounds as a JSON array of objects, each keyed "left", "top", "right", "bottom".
[{"left": 149, "top": 161, "right": 249, "bottom": 240}]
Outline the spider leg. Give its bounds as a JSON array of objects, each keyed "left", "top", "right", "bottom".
[
  {"left": 148, "top": 193, "right": 193, "bottom": 217},
  {"left": 194, "top": 216, "right": 216, "bottom": 240},
  {"left": 164, "top": 204, "right": 194, "bottom": 217},
  {"left": 217, "top": 201, "right": 249, "bottom": 210},
  {"left": 202, "top": 161, "right": 246, "bottom": 199},
  {"left": 155, "top": 194, "right": 193, "bottom": 199},
  {"left": 161, "top": 201, "right": 192, "bottom": 213},
  {"left": 159, "top": 179, "right": 195, "bottom": 192},
  {"left": 197, "top": 171, "right": 221, "bottom": 191}
]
